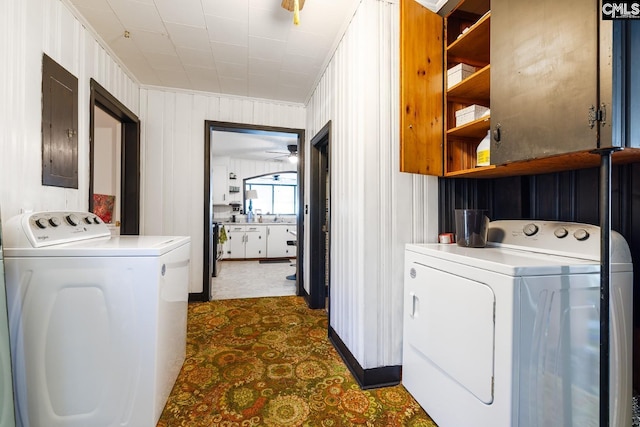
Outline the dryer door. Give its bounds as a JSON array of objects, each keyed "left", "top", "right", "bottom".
[{"left": 406, "top": 262, "right": 496, "bottom": 404}]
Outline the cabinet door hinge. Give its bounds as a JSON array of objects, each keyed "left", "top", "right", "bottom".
[{"left": 588, "top": 104, "right": 606, "bottom": 129}]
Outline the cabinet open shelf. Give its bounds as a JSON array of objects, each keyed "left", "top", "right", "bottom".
[
  {"left": 444, "top": 2, "right": 490, "bottom": 176},
  {"left": 447, "top": 64, "right": 490, "bottom": 101},
  {"left": 447, "top": 115, "right": 490, "bottom": 138},
  {"left": 447, "top": 12, "right": 490, "bottom": 64}
]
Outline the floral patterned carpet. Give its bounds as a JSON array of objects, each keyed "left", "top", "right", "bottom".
[{"left": 158, "top": 296, "right": 437, "bottom": 426}]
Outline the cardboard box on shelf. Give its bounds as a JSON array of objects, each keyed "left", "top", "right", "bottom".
[
  {"left": 447, "top": 63, "right": 476, "bottom": 89},
  {"left": 455, "top": 104, "right": 489, "bottom": 127}
]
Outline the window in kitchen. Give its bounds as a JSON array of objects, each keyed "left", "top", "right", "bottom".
[{"left": 244, "top": 172, "right": 297, "bottom": 215}]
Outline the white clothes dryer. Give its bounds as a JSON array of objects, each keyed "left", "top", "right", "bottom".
[
  {"left": 3, "top": 211, "right": 191, "bottom": 427},
  {"left": 403, "top": 220, "right": 633, "bottom": 427}
]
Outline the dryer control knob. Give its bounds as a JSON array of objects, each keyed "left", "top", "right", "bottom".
[
  {"left": 66, "top": 214, "right": 79, "bottom": 226},
  {"left": 83, "top": 216, "right": 93, "bottom": 225},
  {"left": 48, "top": 217, "right": 61, "bottom": 227},
  {"left": 573, "top": 229, "right": 589, "bottom": 241},
  {"left": 554, "top": 227, "right": 568, "bottom": 238},
  {"left": 523, "top": 223, "right": 539, "bottom": 236},
  {"left": 35, "top": 218, "right": 48, "bottom": 229},
  {"left": 573, "top": 228, "right": 589, "bottom": 241}
]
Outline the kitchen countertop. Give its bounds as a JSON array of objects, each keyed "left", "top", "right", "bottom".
[{"left": 221, "top": 222, "right": 296, "bottom": 225}]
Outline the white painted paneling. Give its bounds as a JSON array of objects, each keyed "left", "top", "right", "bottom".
[
  {"left": 0, "top": 0, "right": 139, "bottom": 221},
  {"left": 305, "top": 0, "right": 439, "bottom": 369},
  {"left": 139, "top": 88, "right": 305, "bottom": 293}
]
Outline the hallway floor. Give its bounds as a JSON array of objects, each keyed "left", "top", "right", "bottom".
[{"left": 211, "top": 259, "right": 297, "bottom": 300}]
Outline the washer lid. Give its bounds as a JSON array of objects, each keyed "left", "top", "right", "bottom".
[
  {"left": 4, "top": 235, "right": 190, "bottom": 257},
  {"left": 405, "top": 243, "right": 632, "bottom": 276}
]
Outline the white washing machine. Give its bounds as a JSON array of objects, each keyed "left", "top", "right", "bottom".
[
  {"left": 403, "top": 220, "right": 633, "bottom": 427},
  {"left": 3, "top": 211, "right": 191, "bottom": 427}
]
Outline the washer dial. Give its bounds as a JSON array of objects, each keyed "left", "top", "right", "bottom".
[
  {"left": 573, "top": 229, "right": 590, "bottom": 241},
  {"left": 523, "top": 223, "right": 539, "bottom": 236},
  {"left": 554, "top": 227, "right": 568, "bottom": 238}
]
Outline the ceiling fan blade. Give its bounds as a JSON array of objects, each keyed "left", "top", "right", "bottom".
[{"left": 281, "top": 0, "right": 305, "bottom": 11}]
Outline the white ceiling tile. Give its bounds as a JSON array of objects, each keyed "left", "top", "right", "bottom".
[
  {"left": 277, "top": 83, "right": 306, "bottom": 103},
  {"left": 143, "top": 52, "right": 184, "bottom": 68},
  {"left": 185, "top": 66, "right": 221, "bottom": 93},
  {"left": 156, "top": 68, "right": 193, "bottom": 89},
  {"left": 218, "top": 76, "right": 247, "bottom": 96},
  {"left": 177, "top": 47, "right": 215, "bottom": 68},
  {"left": 201, "top": 0, "right": 248, "bottom": 22},
  {"left": 248, "top": 36, "right": 286, "bottom": 62},
  {"left": 72, "top": 0, "right": 111, "bottom": 13},
  {"left": 285, "top": 30, "right": 330, "bottom": 60},
  {"left": 248, "top": 73, "right": 279, "bottom": 99},
  {"left": 70, "top": 0, "right": 359, "bottom": 103},
  {"left": 165, "top": 23, "right": 210, "bottom": 50},
  {"left": 206, "top": 15, "right": 248, "bottom": 46},
  {"left": 210, "top": 42, "right": 248, "bottom": 64},
  {"left": 247, "top": 0, "right": 272, "bottom": 12},
  {"left": 248, "top": 7, "right": 292, "bottom": 41},
  {"left": 155, "top": 0, "right": 206, "bottom": 27},
  {"left": 215, "top": 61, "right": 247, "bottom": 79},
  {"left": 280, "top": 53, "right": 320, "bottom": 75},
  {"left": 110, "top": 36, "right": 146, "bottom": 58},
  {"left": 118, "top": 56, "right": 162, "bottom": 85},
  {"left": 106, "top": 0, "right": 165, "bottom": 33},
  {"left": 279, "top": 70, "right": 312, "bottom": 88},
  {"left": 75, "top": 5, "right": 125, "bottom": 43},
  {"left": 248, "top": 57, "right": 281, "bottom": 76},
  {"left": 131, "top": 30, "right": 175, "bottom": 55}
]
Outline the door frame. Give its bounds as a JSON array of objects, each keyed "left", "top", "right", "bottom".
[
  {"left": 308, "top": 121, "right": 331, "bottom": 309},
  {"left": 89, "top": 79, "right": 141, "bottom": 235},
  {"left": 199, "top": 120, "right": 305, "bottom": 302}
]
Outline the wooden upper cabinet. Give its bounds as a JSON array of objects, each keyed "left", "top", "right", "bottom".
[
  {"left": 400, "top": 0, "right": 491, "bottom": 177},
  {"left": 401, "top": 0, "right": 640, "bottom": 178},
  {"left": 400, "top": 0, "right": 444, "bottom": 176}
]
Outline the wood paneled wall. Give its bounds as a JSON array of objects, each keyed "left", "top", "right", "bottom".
[
  {"left": 306, "top": 0, "right": 439, "bottom": 371},
  {"left": 0, "top": 0, "right": 139, "bottom": 219},
  {"left": 139, "top": 88, "right": 305, "bottom": 294}
]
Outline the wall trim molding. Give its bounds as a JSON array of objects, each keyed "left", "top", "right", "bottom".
[{"left": 328, "top": 326, "right": 402, "bottom": 389}]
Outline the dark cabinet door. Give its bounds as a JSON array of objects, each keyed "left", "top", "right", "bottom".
[{"left": 490, "top": 0, "right": 607, "bottom": 165}]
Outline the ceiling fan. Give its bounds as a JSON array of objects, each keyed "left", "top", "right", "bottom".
[
  {"left": 266, "top": 144, "right": 298, "bottom": 163},
  {"left": 281, "top": 0, "right": 305, "bottom": 25}
]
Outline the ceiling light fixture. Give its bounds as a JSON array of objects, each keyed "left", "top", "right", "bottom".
[
  {"left": 288, "top": 153, "right": 298, "bottom": 163},
  {"left": 281, "top": 0, "right": 305, "bottom": 25}
]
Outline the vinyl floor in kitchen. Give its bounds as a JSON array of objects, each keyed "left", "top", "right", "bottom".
[{"left": 210, "top": 259, "right": 297, "bottom": 300}]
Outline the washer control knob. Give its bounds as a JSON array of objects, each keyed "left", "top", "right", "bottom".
[
  {"left": 523, "top": 223, "right": 539, "bottom": 236},
  {"left": 48, "top": 217, "right": 61, "bottom": 227},
  {"left": 93, "top": 216, "right": 101, "bottom": 224},
  {"left": 65, "top": 214, "right": 79, "bottom": 226},
  {"left": 554, "top": 227, "right": 568, "bottom": 238},
  {"left": 83, "top": 216, "right": 93, "bottom": 225},
  {"left": 35, "top": 218, "right": 48, "bottom": 229},
  {"left": 573, "top": 229, "right": 590, "bottom": 241}
]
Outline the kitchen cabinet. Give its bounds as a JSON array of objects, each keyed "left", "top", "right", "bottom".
[
  {"left": 212, "top": 166, "right": 228, "bottom": 203},
  {"left": 400, "top": 0, "right": 640, "bottom": 178},
  {"left": 225, "top": 225, "right": 266, "bottom": 259},
  {"left": 266, "top": 224, "right": 296, "bottom": 258}
]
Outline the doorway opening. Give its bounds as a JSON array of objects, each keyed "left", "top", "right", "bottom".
[
  {"left": 199, "top": 120, "right": 305, "bottom": 302},
  {"left": 89, "top": 79, "right": 140, "bottom": 235},
  {"left": 308, "top": 121, "right": 331, "bottom": 310}
]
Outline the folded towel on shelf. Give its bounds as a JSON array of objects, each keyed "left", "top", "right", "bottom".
[{"left": 218, "top": 225, "right": 227, "bottom": 244}]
